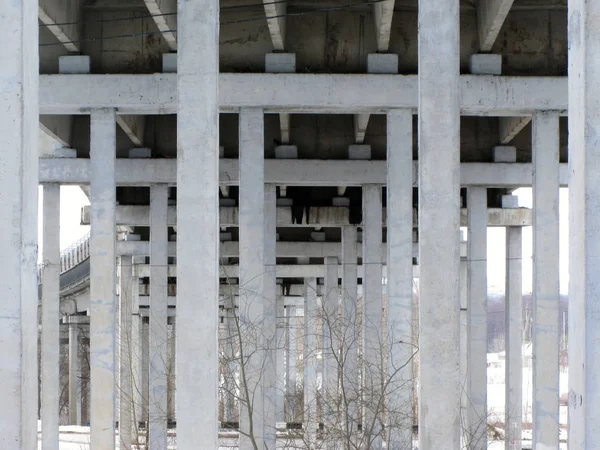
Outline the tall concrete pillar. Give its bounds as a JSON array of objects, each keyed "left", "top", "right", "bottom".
[
  {"left": 386, "top": 109, "right": 414, "bottom": 448},
  {"left": 41, "top": 183, "right": 60, "bottom": 450},
  {"left": 276, "top": 295, "right": 286, "bottom": 425},
  {"left": 238, "top": 107, "right": 266, "bottom": 449},
  {"left": 131, "top": 283, "right": 143, "bottom": 429},
  {"left": 167, "top": 317, "right": 176, "bottom": 423},
  {"left": 0, "top": 0, "right": 38, "bottom": 446},
  {"left": 568, "top": 2, "right": 600, "bottom": 447},
  {"left": 304, "top": 277, "right": 319, "bottom": 448},
  {"left": 149, "top": 184, "right": 169, "bottom": 450},
  {"left": 119, "top": 255, "right": 134, "bottom": 450},
  {"left": 459, "top": 241, "right": 469, "bottom": 444},
  {"left": 263, "top": 184, "right": 277, "bottom": 446},
  {"left": 505, "top": 227, "right": 522, "bottom": 450},
  {"left": 90, "top": 108, "right": 117, "bottom": 449},
  {"left": 418, "top": 0, "right": 461, "bottom": 448},
  {"left": 467, "top": 187, "right": 488, "bottom": 449},
  {"left": 176, "top": 0, "right": 219, "bottom": 446},
  {"left": 69, "top": 323, "right": 81, "bottom": 426},
  {"left": 286, "top": 305, "right": 298, "bottom": 423},
  {"left": 142, "top": 317, "right": 150, "bottom": 424},
  {"left": 341, "top": 226, "right": 359, "bottom": 431},
  {"left": 532, "top": 111, "right": 560, "bottom": 449},
  {"left": 223, "top": 303, "right": 238, "bottom": 425},
  {"left": 362, "top": 184, "right": 383, "bottom": 447},
  {"left": 323, "top": 255, "right": 339, "bottom": 429}
]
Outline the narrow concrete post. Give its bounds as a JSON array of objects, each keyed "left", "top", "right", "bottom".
[
  {"left": 418, "top": 0, "right": 461, "bottom": 448},
  {"left": 90, "top": 108, "right": 117, "bottom": 449},
  {"left": 263, "top": 183, "right": 278, "bottom": 445},
  {"left": 0, "top": 0, "right": 39, "bottom": 446},
  {"left": 505, "top": 227, "right": 522, "bottom": 450},
  {"left": 467, "top": 187, "right": 488, "bottom": 449},
  {"left": 239, "top": 107, "right": 266, "bottom": 449},
  {"left": 341, "top": 225, "right": 359, "bottom": 431},
  {"left": 131, "top": 282, "right": 143, "bottom": 429},
  {"left": 119, "top": 255, "right": 134, "bottom": 450},
  {"left": 323, "top": 256, "right": 339, "bottom": 430},
  {"left": 276, "top": 296, "right": 286, "bottom": 425},
  {"left": 149, "top": 184, "right": 169, "bottom": 450},
  {"left": 167, "top": 317, "right": 176, "bottom": 423},
  {"left": 304, "top": 277, "right": 319, "bottom": 448},
  {"left": 68, "top": 323, "right": 82, "bottom": 425},
  {"left": 386, "top": 109, "right": 413, "bottom": 448},
  {"left": 362, "top": 184, "right": 383, "bottom": 447},
  {"left": 224, "top": 307, "right": 238, "bottom": 424},
  {"left": 41, "top": 183, "right": 60, "bottom": 450},
  {"left": 286, "top": 306, "right": 298, "bottom": 423},
  {"left": 459, "top": 240, "right": 469, "bottom": 444},
  {"left": 532, "top": 111, "right": 560, "bottom": 449},
  {"left": 142, "top": 318, "right": 150, "bottom": 424},
  {"left": 176, "top": 0, "right": 219, "bottom": 447},
  {"left": 568, "top": 4, "right": 600, "bottom": 447}
]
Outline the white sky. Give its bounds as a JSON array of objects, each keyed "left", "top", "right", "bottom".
[{"left": 37, "top": 185, "right": 570, "bottom": 296}]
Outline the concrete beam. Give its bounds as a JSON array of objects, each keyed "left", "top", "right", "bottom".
[
  {"left": 143, "top": 0, "right": 177, "bottom": 50},
  {"left": 373, "top": 0, "right": 395, "bottom": 51},
  {"left": 116, "top": 115, "right": 146, "bottom": 147},
  {"left": 38, "top": 158, "right": 571, "bottom": 187},
  {"left": 84, "top": 205, "right": 531, "bottom": 227},
  {"left": 263, "top": 0, "right": 286, "bottom": 51},
  {"left": 39, "top": 0, "right": 80, "bottom": 52},
  {"left": 499, "top": 116, "right": 531, "bottom": 144},
  {"left": 477, "top": 0, "right": 514, "bottom": 52},
  {"left": 39, "top": 74, "right": 568, "bottom": 115},
  {"left": 39, "top": 116, "right": 73, "bottom": 148}
]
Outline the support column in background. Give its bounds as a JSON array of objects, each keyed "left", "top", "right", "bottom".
[
  {"left": 459, "top": 235, "right": 468, "bottom": 442},
  {"left": 568, "top": 2, "right": 600, "bottom": 446},
  {"left": 239, "top": 107, "right": 266, "bottom": 449},
  {"left": 304, "top": 277, "right": 319, "bottom": 446},
  {"left": 119, "top": 255, "right": 134, "bottom": 450},
  {"left": 341, "top": 225, "right": 359, "bottom": 431},
  {"left": 467, "top": 187, "right": 488, "bottom": 449},
  {"left": 418, "top": 0, "right": 461, "bottom": 447},
  {"left": 286, "top": 306, "right": 298, "bottom": 423},
  {"left": 90, "top": 108, "right": 117, "bottom": 448},
  {"left": 362, "top": 184, "right": 383, "bottom": 446},
  {"left": 532, "top": 111, "right": 560, "bottom": 449},
  {"left": 505, "top": 227, "right": 522, "bottom": 450},
  {"left": 142, "top": 317, "right": 150, "bottom": 424},
  {"left": 69, "top": 323, "right": 81, "bottom": 426},
  {"left": 176, "top": 0, "right": 219, "bottom": 446},
  {"left": 0, "top": 0, "right": 38, "bottom": 445},
  {"left": 42, "top": 183, "right": 60, "bottom": 450},
  {"left": 263, "top": 183, "right": 277, "bottom": 445},
  {"left": 149, "top": 184, "right": 169, "bottom": 450},
  {"left": 323, "top": 255, "right": 339, "bottom": 429},
  {"left": 276, "top": 295, "right": 286, "bottom": 425},
  {"left": 386, "top": 109, "right": 414, "bottom": 448}
]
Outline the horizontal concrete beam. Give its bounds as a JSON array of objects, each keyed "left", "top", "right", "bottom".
[
  {"left": 90, "top": 205, "right": 530, "bottom": 228},
  {"left": 39, "top": 74, "right": 567, "bottom": 115},
  {"left": 39, "top": 158, "right": 570, "bottom": 187}
]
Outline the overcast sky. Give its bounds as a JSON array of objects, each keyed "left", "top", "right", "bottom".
[{"left": 37, "top": 185, "right": 570, "bottom": 296}]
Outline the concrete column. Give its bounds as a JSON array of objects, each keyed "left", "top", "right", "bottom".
[
  {"left": 467, "top": 187, "right": 488, "bottom": 449},
  {"left": 69, "top": 323, "right": 81, "bottom": 426},
  {"left": 386, "top": 109, "right": 413, "bottom": 448},
  {"left": 149, "top": 184, "right": 169, "bottom": 450},
  {"left": 0, "top": 0, "right": 38, "bottom": 446},
  {"left": 263, "top": 184, "right": 277, "bottom": 445},
  {"left": 131, "top": 286, "right": 143, "bottom": 429},
  {"left": 362, "top": 184, "right": 383, "bottom": 447},
  {"left": 568, "top": 3, "right": 600, "bottom": 447},
  {"left": 505, "top": 227, "right": 522, "bottom": 450},
  {"left": 276, "top": 296, "right": 286, "bottom": 425},
  {"left": 532, "top": 111, "right": 560, "bottom": 449},
  {"left": 459, "top": 242, "right": 469, "bottom": 444},
  {"left": 341, "top": 226, "right": 359, "bottom": 432},
  {"left": 418, "top": 0, "right": 461, "bottom": 448},
  {"left": 41, "top": 183, "right": 60, "bottom": 450},
  {"left": 323, "top": 256, "right": 339, "bottom": 429},
  {"left": 238, "top": 107, "right": 266, "bottom": 449},
  {"left": 304, "top": 277, "right": 319, "bottom": 448},
  {"left": 90, "top": 108, "right": 117, "bottom": 448},
  {"left": 223, "top": 303, "right": 238, "bottom": 425},
  {"left": 176, "top": 0, "right": 219, "bottom": 446},
  {"left": 142, "top": 318, "right": 150, "bottom": 424},
  {"left": 119, "top": 255, "right": 134, "bottom": 450},
  {"left": 286, "top": 306, "right": 298, "bottom": 423},
  {"left": 167, "top": 317, "right": 176, "bottom": 423}
]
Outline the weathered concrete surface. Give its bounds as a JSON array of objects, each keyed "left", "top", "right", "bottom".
[
  {"left": 418, "top": 0, "right": 461, "bottom": 449},
  {"left": 175, "top": 0, "right": 219, "bottom": 447},
  {"left": 532, "top": 111, "right": 560, "bottom": 449},
  {"left": 89, "top": 108, "right": 117, "bottom": 449},
  {"left": 567, "top": 1, "right": 600, "bottom": 447}
]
